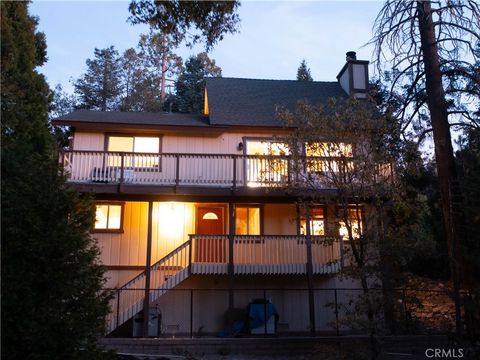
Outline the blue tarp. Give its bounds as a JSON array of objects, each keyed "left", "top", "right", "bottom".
[{"left": 247, "top": 299, "right": 279, "bottom": 330}]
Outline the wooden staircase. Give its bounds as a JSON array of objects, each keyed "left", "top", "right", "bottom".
[{"left": 106, "top": 241, "right": 191, "bottom": 333}]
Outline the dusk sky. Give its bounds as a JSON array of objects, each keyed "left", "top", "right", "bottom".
[{"left": 31, "top": 1, "right": 385, "bottom": 93}]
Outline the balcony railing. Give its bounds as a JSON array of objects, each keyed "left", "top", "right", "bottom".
[{"left": 61, "top": 150, "right": 393, "bottom": 188}]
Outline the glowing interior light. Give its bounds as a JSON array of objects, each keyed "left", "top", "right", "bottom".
[{"left": 202, "top": 212, "right": 218, "bottom": 220}]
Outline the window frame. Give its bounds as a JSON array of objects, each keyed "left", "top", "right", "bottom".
[
  {"left": 299, "top": 206, "right": 328, "bottom": 237},
  {"left": 105, "top": 133, "right": 163, "bottom": 171},
  {"left": 92, "top": 201, "right": 125, "bottom": 233},
  {"left": 336, "top": 206, "right": 363, "bottom": 241},
  {"left": 235, "top": 204, "right": 264, "bottom": 236}
]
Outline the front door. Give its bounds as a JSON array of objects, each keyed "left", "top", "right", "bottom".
[{"left": 195, "top": 207, "right": 225, "bottom": 263}]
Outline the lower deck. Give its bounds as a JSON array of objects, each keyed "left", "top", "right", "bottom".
[{"left": 96, "top": 201, "right": 348, "bottom": 288}]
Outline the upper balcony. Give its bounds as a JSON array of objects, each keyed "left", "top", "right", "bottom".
[{"left": 61, "top": 150, "right": 392, "bottom": 196}]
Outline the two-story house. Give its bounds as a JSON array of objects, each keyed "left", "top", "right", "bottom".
[{"left": 53, "top": 52, "right": 373, "bottom": 337}]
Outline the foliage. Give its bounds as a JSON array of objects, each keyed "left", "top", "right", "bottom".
[
  {"left": 456, "top": 128, "right": 480, "bottom": 339},
  {"left": 372, "top": 0, "right": 480, "bottom": 136},
  {"left": 1, "top": 2, "right": 112, "bottom": 359},
  {"left": 372, "top": 0, "right": 480, "bottom": 336},
  {"left": 74, "top": 46, "right": 123, "bottom": 111},
  {"left": 279, "top": 95, "right": 439, "bottom": 355},
  {"left": 175, "top": 52, "right": 222, "bottom": 113},
  {"left": 296, "top": 59, "right": 313, "bottom": 81},
  {"left": 128, "top": 0, "right": 241, "bottom": 50}
]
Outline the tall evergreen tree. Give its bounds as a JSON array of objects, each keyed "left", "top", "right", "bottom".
[
  {"left": 137, "top": 29, "right": 182, "bottom": 107},
  {"left": 74, "top": 46, "right": 123, "bottom": 111},
  {"left": 128, "top": 0, "right": 240, "bottom": 50},
  {"left": 372, "top": 0, "right": 480, "bottom": 336},
  {"left": 1, "top": 2, "right": 111, "bottom": 359},
  {"left": 175, "top": 52, "right": 222, "bottom": 113},
  {"left": 296, "top": 59, "right": 313, "bottom": 81}
]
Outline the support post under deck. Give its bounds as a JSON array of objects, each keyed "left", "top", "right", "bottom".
[
  {"left": 142, "top": 201, "right": 154, "bottom": 337},
  {"left": 228, "top": 202, "right": 235, "bottom": 310},
  {"left": 305, "top": 205, "right": 316, "bottom": 336}
]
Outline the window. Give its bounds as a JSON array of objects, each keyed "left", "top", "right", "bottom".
[
  {"left": 235, "top": 206, "right": 261, "bottom": 235},
  {"left": 300, "top": 207, "right": 325, "bottom": 236},
  {"left": 94, "top": 203, "right": 123, "bottom": 232},
  {"left": 306, "top": 142, "right": 353, "bottom": 173},
  {"left": 107, "top": 135, "right": 160, "bottom": 168},
  {"left": 338, "top": 207, "right": 362, "bottom": 240},
  {"left": 245, "top": 139, "right": 289, "bottom": 186}
]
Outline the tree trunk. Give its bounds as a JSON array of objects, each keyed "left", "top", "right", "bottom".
[
  {"left": 160, "top": 51, "right": 167, "bottom": 105},
  {"left": 416, "top": 0, "right": 463, "bottom": 338}
]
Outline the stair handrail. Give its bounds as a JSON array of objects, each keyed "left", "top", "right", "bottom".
[{"left": 117, "top": 239, "right": 191, "bottom": 291}]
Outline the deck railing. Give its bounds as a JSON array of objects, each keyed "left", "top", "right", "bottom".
[
  {"left": 61, "top": 150, "right": 392, "bottom": 188},
  {"left": 189, "top": 235, "right": 341, "bottom": 275}
]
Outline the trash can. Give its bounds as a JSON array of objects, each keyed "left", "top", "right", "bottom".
[{"left": 132, "top": 307, "right": 160, "bottom": 337}]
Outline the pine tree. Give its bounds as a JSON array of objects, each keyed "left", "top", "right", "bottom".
[
  {"left": 74, "top": 46, "right": 123, "bottom": 111},
  {"left": 175, "top": 52, "right": 222, "bottom": 113},
  {"left": 1, "top": 2, "right": 111, "bottom": 359},
  {"left": 296, "top": 59, "right": 313, "bottom": 81}
]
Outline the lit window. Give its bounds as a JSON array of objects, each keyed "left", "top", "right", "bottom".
[
  {"left": 300, "top": 208, "right": 325, "bottom": 236},
  {"left": 94, "top": 203, "right": 123, "bottom": 231},
  {"left": 236, "top": 207, "right": 261, "bottom": 235},
  {"left": 338, "top": 208, "right": 362, "bottom": 240},
  {"left": 202, "top": 212, "right": 219, "bottom": 220},
  {"left": 306, "top": 142, "right": 353, "bottom": 173},
  {"left": 107, "top": 136, "right": 160, "bottom": 168},
  {"left": 245, "top": 139, "right": 289, "bottom": 186}
]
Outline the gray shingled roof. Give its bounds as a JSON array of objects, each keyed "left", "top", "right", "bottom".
[
  {"left": 206, "top": 77, "right": 347, "bottom": 127},
  {"left": 53, "top": 109, "right": 209, "bottom": 127},
  {"left": 54, "top": 78, "right": 347, "bottom": 128}
]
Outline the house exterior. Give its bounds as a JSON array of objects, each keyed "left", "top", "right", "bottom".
[{"left": 53, "top": 52, "right": 377, "bottom": 337}]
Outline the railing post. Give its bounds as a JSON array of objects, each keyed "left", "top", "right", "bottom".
[
  {"left": 175, "top": 154, "right": 180, "bottom": 187},
  {"left": 232, "top": 155, "right": 237, "bottom": 190},
  {"left": 120, "top": 152, "right": 125, "bottom": 184},
  {"left": 334, "top": 289, "right": 339, "bottom": 336},
  {"left": 287, "top": 156, "right": 291, "bottom": 185},
  {"left": 188, "top": 236, "right": 192, "bottom": 275},
  {"left": 116, "top": 289, "right": 121, "bottom": 330}
]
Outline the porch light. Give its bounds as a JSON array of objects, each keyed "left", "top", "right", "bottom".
[
  {"left": 202, "top": 212, "right": 218, "bottom": 220},
  {"left": 237, "top": 142, "right": 244, "bottom": 151}
]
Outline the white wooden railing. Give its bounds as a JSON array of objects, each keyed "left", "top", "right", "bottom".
[
  {"left": 62, "top": 150, "right": 390, "bottom": 188},
  {"left": 189, "top": 235, "right": 341, "bottom": 275}
]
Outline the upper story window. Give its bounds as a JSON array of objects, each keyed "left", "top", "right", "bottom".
[
  {"left": 107, "top": 135, "right": 161, "bottom": 168},
  {"left": 306, "top": 142, "right": 353, "bottom": 173},
  {"left": 245, "top": 138, "right": 289, "bottom": 186},
  {"left": 94, "top": 202, "right": 123, "bottom": 232},
  {"left": 246, "top": 139, "right": 289, "bottom": 156}
]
